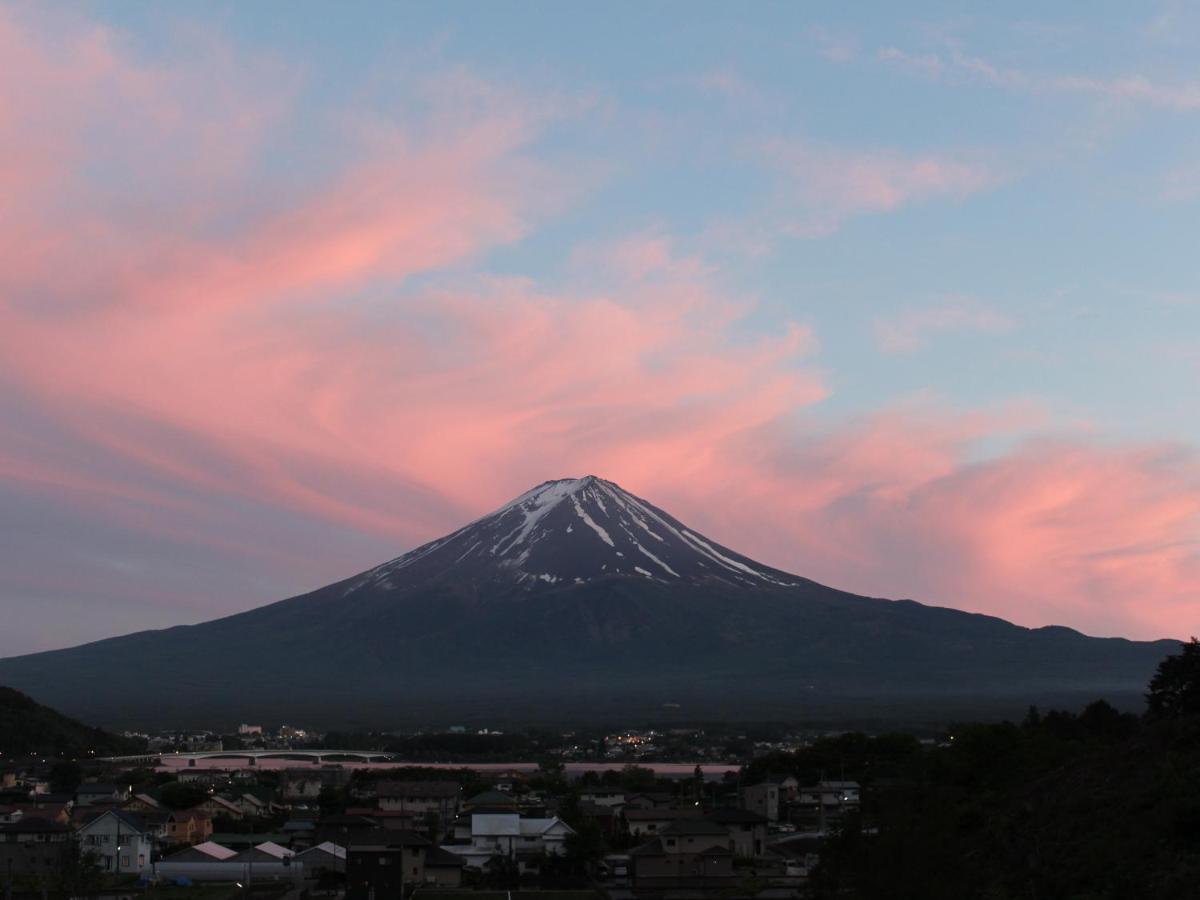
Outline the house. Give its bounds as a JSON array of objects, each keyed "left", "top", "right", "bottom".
[
  {"left": 345, "top": 833, "right": 430, "bottom": 900},
  {"left": 75, "top": 783, "right": 129, "bottom": 807},
  {"left": 793, "top": 780, "right": 860, "bottom": 830},
  {"left": 157, "top": 841, "right": 303, "bottom": 884},
  {"left": 462, "top": 789, "right": 518, "bottom": 812},
  {"left": 75, "top": 809, "right": 153, "bottom": 875},
  {"left": 579, "top": 788, "right": 626, "bottom": 808},
  {"left": 0, "top": 817, "right": 74, "bottom": 880},
  {"left": 234, "top": 792, "right": 271, "bottom": 818},
  {"left": 344, "top": 807, "right": 418, "bottom": 832},
  {"left": 423, "top": 845, "right": 465, "bottom": 887},
  {"left": 766, "top": 772, "right": 801, "bottom": 801},
  {"left": 740, "top": 781, "right": 780, "bottom": 822},
  {"left": 282, "top": 767, "right": 346, "bottom": 802},
  {"left": 161, "top": 840, "right": 238, "bottom": 862},
  {"left": 316, "top": 813, "right": 386, "bottom": 846},
  {"left": 375, "top": 781, "right": 461, "bottom": 825},
  {"left": 624, "top": 805, "right": 701, "bottom": 837},
  {"left": 442, "top": 813, "right": 574, "bottom": 872},
  {"left": 196, "top": 795, "right": 244, "bottom": 821},
  {"left": 11, "top": 802, "right": 71, "bottom": 826},
  {"left": 164, "top": 809, "right": 213, "bottom": 846},
  {"left": 296, "top": 841, "right": 345, "bottom": 877},
  {"left": 708, "top": 807, "right": 769, "bottom": 857},
  {"left": 231, "top": 840, "right": 295, "bottom": 865},
  {"left": 630, "top": 820, "right": 737, "bottom": 892},
  {"left": 798, "top": 780, "right": 860, "bottom": 807},
  {"left": 122, "top": 794, "right": 163, "bottom": 814},
  {"left": 623, "top": 791, "right": 677, "bottom": 810},
  {"left": 577, "top": 801, "right": 621, "bottom": 836}
]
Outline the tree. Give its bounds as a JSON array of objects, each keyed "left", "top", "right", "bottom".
[
  {"left": 48, "top": 761, "right": 82, "bottom": 794},
  {"left": 159, "top": 781, "right": 210, "bottom": 810},
  {"left": 1147, "top": 638, "right": 1200, "bottom": 719},
  {"left": 317, "top": 785, "right": 345, "bottom": 817}
]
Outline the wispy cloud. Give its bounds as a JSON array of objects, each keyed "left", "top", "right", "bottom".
[
  {"left": 764, "top": 139, "right": 1003, "bottom": 236},
  {"left": 881, "top": 42, "right": 1200, "bottom": 111},
  {"left": 808, "top": 25, "right": 859, "bottom": 63},
  {"left": 873, "top": 297, "right": 1015, "bottom": 353}
]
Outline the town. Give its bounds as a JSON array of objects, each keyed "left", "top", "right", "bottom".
[{"left": 1, "top": 720, "right": 869, "bottom": 900}]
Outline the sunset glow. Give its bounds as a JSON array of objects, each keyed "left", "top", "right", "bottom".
[{"left": 2, "top": 3, "right": 1198, "bottom": 653}]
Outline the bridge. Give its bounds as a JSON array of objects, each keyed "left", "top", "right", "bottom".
[{"left": 99, "top": 749, "right": 400, "bottom": 765}]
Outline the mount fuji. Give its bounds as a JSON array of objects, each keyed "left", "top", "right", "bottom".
[{"left": 0, "top": 476, "right": 1176, "bottom": 728}]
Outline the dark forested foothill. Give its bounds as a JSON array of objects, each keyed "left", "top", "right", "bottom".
[
  {"left": 0, "top": 685, "right": 144, "bottom": 758},
  {"left": 804, "top": 639, "right": 1200, "bottom": 900}
]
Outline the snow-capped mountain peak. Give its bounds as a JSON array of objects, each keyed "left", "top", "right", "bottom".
[{"left": 361, "top": 475, "right": 798, "bottom": 591}]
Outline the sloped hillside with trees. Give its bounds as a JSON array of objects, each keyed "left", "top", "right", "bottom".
[{"left": 0, "top": 685, "right": 144, "bottom": 758}]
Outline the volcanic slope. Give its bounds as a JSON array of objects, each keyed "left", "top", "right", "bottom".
[{"left": 0, "top": 476, "right": 1177, "bottom": 727}]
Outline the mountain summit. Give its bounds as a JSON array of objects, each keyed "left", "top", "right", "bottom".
[
  {"left": 360, "top": 475, "right": 798, "bottom": 591},
  {"left": 0, "top": 477, "right": 1177, "bottom": 728}
]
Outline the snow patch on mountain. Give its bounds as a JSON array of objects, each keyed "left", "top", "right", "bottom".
[{"left": 366, "top": 475, "right": 799, "bottom": 591}]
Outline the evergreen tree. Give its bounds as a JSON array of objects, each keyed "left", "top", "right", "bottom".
[{"left": 1146, "top": 637, "right": 1200, "bottom": 718}]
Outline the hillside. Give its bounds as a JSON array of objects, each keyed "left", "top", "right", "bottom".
[
  {"left": 0, "top": 477, "right": 1178, "bottom": 729},
  {"left": 0, "top": 685, "right": 143, "bottom": 757}
]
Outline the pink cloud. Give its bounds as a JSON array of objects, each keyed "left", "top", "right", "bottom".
[
  {"left": 647, "top": 414, "right": 1200, "bottom": 642},
  {"left": 0, "top": 6, "right": 1196, "bottom": 652}
]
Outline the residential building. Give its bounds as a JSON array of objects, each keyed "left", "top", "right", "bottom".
[
  {"left": 708, "top": 807, "right": 769, "bottom": 857},
  {"left": 630, "top": 820, "right": 737, "bottom": 893},
  {"left": 624, "top": 805, "right": 701, "bottom": 837},
  {"left": 75, "top": 784, "right": 129, "bottom": 807},
  {"left": 345, "top": 833, "right": 430, "bottom": 900},
  {"left": 295, "top": 841, "right": 345, "bottom": 878},
  {"left": 793, "top": 780, "right": 860, "bottom": 830},
  {"left": 443, "top": 813, "right": 574, "bottom": 872},
  {"left": 0, "top": 817, "right": 75, "bottom": 881},
  {"left": 423, "top": 846, "right": 465, "bottom": 887},
  {"left": 122, "top": 794, "right": 164, "bottom": 814},
  {"left": 164, "top": 809, "right": 213, "bottom": 846},
  {"left": 740, "top": 781, "right": 780, "bottom": 823},
  {"left": 462, "top": 789, "right": 518, "bottom": 812},
  {"left": 231, "top": 840, "right": 295, "bottom": 866},
  {"left": 316, "top": 813, "right": 386, "bottom": 847},
  {"left": 623, "top": 791, "right": 677, "bottom": 810},
  {"left": 76, "top": 809, "right": 152, "bottom": 875},
  {"left": 375, "top": 781, "right": 461, "bottom": 825},
  {"left": 196, "top": 795, "right": 244, "bottom": 821},
  {"left": 579, "top": 788, "right": 626, "bottom": 808}
]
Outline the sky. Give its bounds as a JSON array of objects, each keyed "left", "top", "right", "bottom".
[{"left": 2, "top": 1, "right": 1199, "bottom": 656}]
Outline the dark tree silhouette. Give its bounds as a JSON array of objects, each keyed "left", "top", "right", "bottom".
[{"left": 1146, "top": 637, "right": 1200, "bottom": 718}]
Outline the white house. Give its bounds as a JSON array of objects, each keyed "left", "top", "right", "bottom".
[
  {"left": 77, "top": 810, "right": 153, "bottom": 875},
  {"left": 444, "top": 814, "right": 574, "bottom": 872}
]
